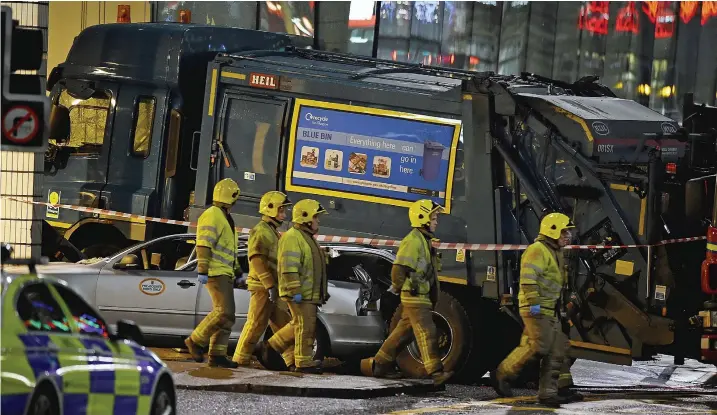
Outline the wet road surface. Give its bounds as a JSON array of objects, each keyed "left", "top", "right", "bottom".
[{"left": 155, "top": 348, "right": 717, "bottom": 414}]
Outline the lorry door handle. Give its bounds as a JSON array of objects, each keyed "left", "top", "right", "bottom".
[{"left": 177, "top": 280, "right": 196, "bottom": 288}]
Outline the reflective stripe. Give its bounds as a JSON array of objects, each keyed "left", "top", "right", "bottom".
[
  {"left": 199, "top": 235, "right": 218, "bottom": 246},
  {"left": 524, "top": 263, "right": 543, "bottom": 274},
  {"left": 213, "top": 255, "right": 234, "bottom": 266},
  {"left": 213, "top": 243, "right": 235, "bottom": 257},
  {"left": 284, "top": 281, "right": 301, "bottom": 289},
  {"left": 522, "top": 273, "right": 562, "bottom": 294},
  {"left": 198, "top": 225, "right": 218, "bottom": 235},
  {"left": 284, "top": 252, "right": 301, "bottom": 259}
]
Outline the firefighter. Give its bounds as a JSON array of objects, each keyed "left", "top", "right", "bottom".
[
  {"left": 368, "top": 199, "right": 453, "bottom": 386},
  {"left": 259, "top": 199, "right": 329, "bottom": 373},
  {"left": 492, "top": 212, "right": 575, "bottom": 406},
  {"left": 232, "top": 191, "right": 295, "bottom": 366},
  {"left": 184, "top": 178, "right": 242, "bottom": 368}
]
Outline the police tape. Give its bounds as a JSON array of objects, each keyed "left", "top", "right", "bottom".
[{"left": 4, "top": 196, "right": 707, "bottom": 251}]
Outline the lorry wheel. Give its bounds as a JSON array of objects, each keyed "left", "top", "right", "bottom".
[{"left": 391, "top": 291, "right": 472, "bottom": 379}]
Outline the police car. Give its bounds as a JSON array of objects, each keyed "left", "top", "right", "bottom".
[{"left": 1, "top": 262, "right": 176, "bottom": 415}]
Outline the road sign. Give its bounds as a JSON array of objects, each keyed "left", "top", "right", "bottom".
[{"left": 2, "top": 104, "right": 39, "bottom": 144}]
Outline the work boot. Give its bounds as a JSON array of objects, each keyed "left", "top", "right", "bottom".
[
  {"left": 431, "top": 370, "right": 453, "bottom": 386},
  {"left": 254, "top": 341, "right": 282, "bottom": 369},
  {"left": 558, "top": 387, "right": 584, "bottom": 403},
  {"left": 373, "top": 361, "right": 403, "bottom": 379},
  {"left": 490, "top": 370, "right": 513, "bottom": 397},
  {"left": 208, "top": 355, "right": 240, "bottom": 369},
  {"left": 184, "top": 337, "right": 205, "bottom": 363},
  {"left": 232, "top": 359, "right": 252, "bottom": 367},
  {"left": 538, "top": 394, "right": 571, "bottom": 408},
  {"left": 292, "top": 360, "right": 323, "bottom": 374}
]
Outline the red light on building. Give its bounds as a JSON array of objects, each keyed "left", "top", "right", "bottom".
[
  {"left": 391, "top": 50, "right": 397, "bottom": 61},
  {"left": 578, "top": 1, "right": 609, "bottom": 35},
  {"left": 469, "top": 56, "right": 480, "bottom": 66},
  {"left": 666, "top": 162, "right": 677, "bottom": 174},
  {"left": 655, "top": 3, "right": 675, "bottom": 39},
  {"left": 117, "top": 5, "right": 131, "bottom": 23},
  {"left": 616, "top": 1, "right": 639, "bottom": 34},
  {"left": 703, "top": 1, "right": 717, "bottom": 25},
  {"left": 178, "top": 9, "right": 192, "bottom": 23},
  {"left": 680, "top": 1, "right": 699, "bottom": 24}
]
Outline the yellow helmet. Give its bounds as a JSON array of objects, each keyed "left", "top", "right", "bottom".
[
  {"left": 213, "top": 178, "right": 240, "bottom": 205},
  {"left": 259, "top": 191, "right": 292, "bottom": 217},
  {"left": 539, "top": 213, "right": 575, "bottom": 240},
  {"left": 292, "top": 199, "right": 326, "bottom": 224},
  {"left": 408, "top": 199, "right": 444, "bottom": 228}
]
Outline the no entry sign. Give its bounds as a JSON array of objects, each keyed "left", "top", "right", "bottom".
[{"left": 2, "top": 105, "right": 39, "bottom": 144}]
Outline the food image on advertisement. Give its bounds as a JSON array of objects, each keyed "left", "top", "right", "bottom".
[
  {"left": 348, "top": 152, "right": 368, "bottom": 174},
  {"left": 300, "top": 146, "right": 320, "bottom": 168},
  {"left": 372, "top": 156, "right": 391, "bottom": 178},
  {"left": 324, "top": 149, "right": 343, "bottom": 171}
]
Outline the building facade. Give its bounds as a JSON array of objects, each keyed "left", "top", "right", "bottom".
[
  {"left": 155, "top": 1, "right": 717, "bottom": 121},
  {"left": 1, "top": 1, "right": 48, "bottom": 258}
]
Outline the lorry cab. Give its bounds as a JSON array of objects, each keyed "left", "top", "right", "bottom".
[{"left": 44, "top": 23, "right": 294, "bottom": 258}]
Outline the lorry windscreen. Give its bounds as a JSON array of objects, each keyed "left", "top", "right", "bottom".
[{"left": 49, "top": 87, "right": 113, "bottom": 156}]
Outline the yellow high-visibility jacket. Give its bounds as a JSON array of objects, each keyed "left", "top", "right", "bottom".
[
  {"left": 246, "top": 217, "right": 280, "bottom": 291},
  {"left": 518, "top": 236, "right": 566, "bottom": 317},
  {"left": 196, "top": 206, "right": 238, "bottom": 277},
  {"left": 277, "top": 224, "right": 328, "bottom": 304},
  {"left": 392, "top": 228, "right": 440, "bottom": 308}
]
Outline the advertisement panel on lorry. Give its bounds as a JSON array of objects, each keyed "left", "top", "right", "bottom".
[{"left": 286, "top": 99, "right": 462, "bottom": 212}]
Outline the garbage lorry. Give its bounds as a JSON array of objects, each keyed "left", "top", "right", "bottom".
[{"left": 43, "top": 22, "right": 717, "bottom": 382}]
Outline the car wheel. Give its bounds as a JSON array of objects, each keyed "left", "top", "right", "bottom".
[
  {"left": 28, "top": 382, "right": 59, "bottom": 415},
  {"left": 150, "top": 377, "right": 176, "bottom": 415},
  {"left": 313, "top": 323, "right": 330, "bottom": 361},
  {"left": 391, "top": 291, "right": 472, "bottom": 379}
]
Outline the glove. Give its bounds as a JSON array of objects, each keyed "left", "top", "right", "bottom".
[
  {"left": 268, "top": 286, "right": 279, "bottom": 303},
  {"left": 197, "top": 274, "right": 208, "bottom": 284},
  {"left": 387, "top": 285, "right": 400, "bottom": 296},
  {"left": 293, "top": 293, "right": 303, "bottom": 303},
  {"left": 234, "top": 273, "right": 248, "bottom": 286},
  {"left": 529, "top": 304, "right": 541, "bottom": 316}
]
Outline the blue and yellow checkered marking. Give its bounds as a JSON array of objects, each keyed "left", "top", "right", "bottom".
[{"left": 4, "top": 333, "right": 164, "bottom": 415}]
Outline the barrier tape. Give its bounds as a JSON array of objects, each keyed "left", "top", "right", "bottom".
[{"left": 4, "top": 196, "right": 706, "bottom": 251}]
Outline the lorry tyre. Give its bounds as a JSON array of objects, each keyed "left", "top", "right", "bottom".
[{"left": 391, "top": 291, "right": 472, "bottom": 379}]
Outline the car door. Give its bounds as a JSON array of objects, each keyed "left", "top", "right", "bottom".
[
  {"left": 96, "top": 235, "right": 200, "bottom": 338},
  {"left": 50, "top": 282, "right": 156, "bottom": 413},
  {"left": 192, "top": 250, "right": 251, "bottom": 339}
]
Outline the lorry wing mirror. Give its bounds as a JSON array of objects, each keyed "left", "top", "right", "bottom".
[
  {"left": 49, "top": 105, "right": 71, "bottom": 144},
  {"left": 112, "top": 320, "right": 145, "bottom": 345},
  {"left": 64, "top": 79, "right": 96, "bottom": 100}
]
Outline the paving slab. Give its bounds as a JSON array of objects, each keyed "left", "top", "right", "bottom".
[{"left": 167, "top": 361, "right": 442, "bottom": 399}]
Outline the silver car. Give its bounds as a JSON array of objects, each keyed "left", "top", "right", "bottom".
[{"left": 12, "top": 234, "right": 393, "bottom": 362}]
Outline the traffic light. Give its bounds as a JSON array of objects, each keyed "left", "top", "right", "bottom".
[{"left": 1, "top": 5, "right": 49, "bottom": 153}]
